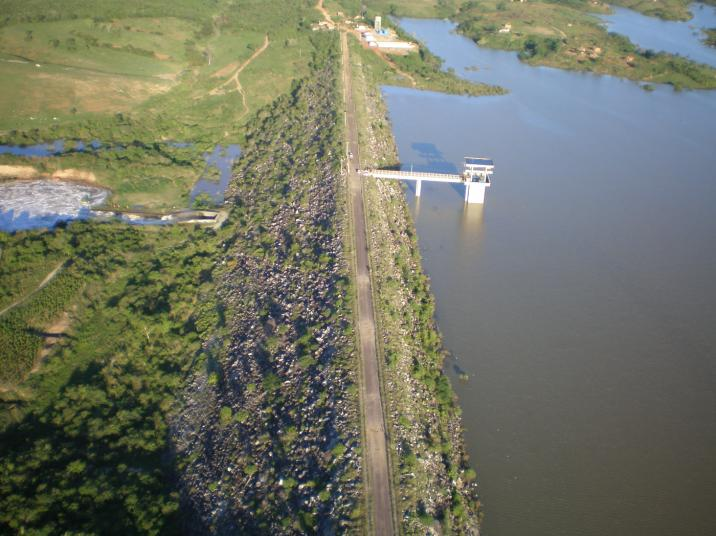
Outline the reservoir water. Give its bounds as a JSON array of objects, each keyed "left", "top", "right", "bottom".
[
  {"left": 600, "top": 3, "right": 716, "bottom": 68},
  {"left": 385, "top": 18, "right": 716, "bottom": 536}
]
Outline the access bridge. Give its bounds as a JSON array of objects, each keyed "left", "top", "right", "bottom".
[{"left": 359, "top": 157, "right": 495, "bottom": 204}]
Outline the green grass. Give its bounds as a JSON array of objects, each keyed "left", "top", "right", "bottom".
[
  {"left": 0, "top": 0, "right": 217, "bottom": 24},
  {"left": 610, "top": 0, "right": 716, "bottom": 21},
  {"left": 347, "top": 30, "right": 503, "bottom": 96},
  {"left": 0, "top": 0, "right": 320, "bottom": 208},
  {"left": 705, "top": 28, "right": 716, "bottom": 48}
]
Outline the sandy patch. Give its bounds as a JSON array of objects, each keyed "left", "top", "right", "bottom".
[
  {"left": 51, "top": 168, "right": 97, "bottom": 183},
  {"left": 0, "top": 165, "right": 39, "bottom": 180},
  {"left": 36, "top": 311, "right": 72, "bottom": 365},
  {"left": 212, "top": 61, "right": 240, "bottom": 78}
]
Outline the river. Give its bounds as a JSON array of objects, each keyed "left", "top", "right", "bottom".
[{"left": 384, "top": 16, "right": 716, "bottom": 536}]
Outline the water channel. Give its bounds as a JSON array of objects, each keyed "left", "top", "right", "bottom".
[{"left": 385, "top": 14, "right": 716, "bottom": 536}]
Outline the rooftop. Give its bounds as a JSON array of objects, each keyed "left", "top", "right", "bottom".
[{"left": 465, "top": 157, "right": 494, "bottom": 167}]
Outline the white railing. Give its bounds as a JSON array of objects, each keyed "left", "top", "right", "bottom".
[{"left": 360, "top": 169, "right": 464, "bottom": 182}]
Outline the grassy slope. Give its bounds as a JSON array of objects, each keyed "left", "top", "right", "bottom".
[{"left": 0, "top": 0, "right": 317, "bottom": 209}]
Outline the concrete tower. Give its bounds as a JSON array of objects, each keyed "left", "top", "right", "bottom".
[{"left": 463, "top": 157, "right": 494, "bottom": 204}]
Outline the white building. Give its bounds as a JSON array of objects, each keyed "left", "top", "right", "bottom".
[{"left": 375, "top": 41, "right": 415, "bottom": 50}]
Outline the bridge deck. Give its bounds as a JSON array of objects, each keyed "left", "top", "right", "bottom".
[{"left": 360, "top": 169, "right": 464, "bottom": 183}]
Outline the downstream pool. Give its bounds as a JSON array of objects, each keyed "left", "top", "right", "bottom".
[
  {"left": 0, "top": 141, "right": 240, "bottom": 232},
  {"left": 385, "top": 17, "right": 716, "bottom": 536}
]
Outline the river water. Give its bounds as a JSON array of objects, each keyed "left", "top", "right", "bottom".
[{"left": 385, "top": 17, "right": 716, "bottom": 536}]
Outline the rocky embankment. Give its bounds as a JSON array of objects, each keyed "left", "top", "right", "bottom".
[
  {"left": 171, "top": 36, "right": 363, "bottom": 534},
  {"left": 353, "top": 42, "right": 482, "bottom": 534}
]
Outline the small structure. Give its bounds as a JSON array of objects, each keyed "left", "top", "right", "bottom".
[
  {"left": 374, "top": 41, "right": 415, "bottom": 50},
  {"left": 462, "top": 157, "right": 494, "bottom": 203},
  {"left": 311, "top": 20, "right": 335, "bottom": 31},
  {"left": 374, "top": 16, "right": 382, "bottom": 32},
  {"left": 360, "top": 156, "right": 495, "bottom": 205}
]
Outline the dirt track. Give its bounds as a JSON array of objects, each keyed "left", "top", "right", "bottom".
[
  {"left": 210, "top": 34, "right": 270, "bottom": 117},
  {"left": 0, "top": 260, "right": 66, "bottom": 318},
  {"left": 340, "top": 30, "right": 396, "bottom": 536}
]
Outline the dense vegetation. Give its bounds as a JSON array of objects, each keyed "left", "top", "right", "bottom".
[
  {"left": 0, "top": 222, "right": 226, "bottom": 533},
  {"left": 705, "top": 28, "right": 716, "bottom": 48},
  {"left": 0, "top": 25, "right": 363, "bottom": 535}
]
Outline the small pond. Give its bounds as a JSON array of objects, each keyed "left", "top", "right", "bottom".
[{"left": 0, "top": 180, "right": 109, "bottom": 232}]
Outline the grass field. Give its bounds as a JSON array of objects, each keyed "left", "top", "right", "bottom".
[{"left": 0, "top": 0, "right": 319, "bottom": 208}]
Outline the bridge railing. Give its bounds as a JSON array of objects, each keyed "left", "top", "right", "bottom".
[{"left": 360, "top": 169, "right": 464, "bottom": 181}]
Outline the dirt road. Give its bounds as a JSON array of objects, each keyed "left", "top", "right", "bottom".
[
  {"left": 0, "top": 260, "right": 66, "bottom": 318},
  {"left": 340, "top": 31, "right": 397, "bottom": 536},
  {"left": 210, "top": 34, "right": 270, "bottom": 117}
]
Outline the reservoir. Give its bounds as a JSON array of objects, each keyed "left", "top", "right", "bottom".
[
  {"left": 600, "top": 2, "right": 716, "bottom": 68},
  {"left": 384, "top": 17, "right": 716, "bottom": 536}
]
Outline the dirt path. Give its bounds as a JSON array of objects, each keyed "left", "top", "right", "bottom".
[
  {"left": 0, "top": 260, "right": 66, "bottom": 318},
  {"left": 209, "top": 34, "right": 270, "bottom": 117},
  {"left": 340, "top": 30, "right": 397, "bottom": 536},
  {"left": 316, "top": 0, "right": 333, "bottom": 24}
]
